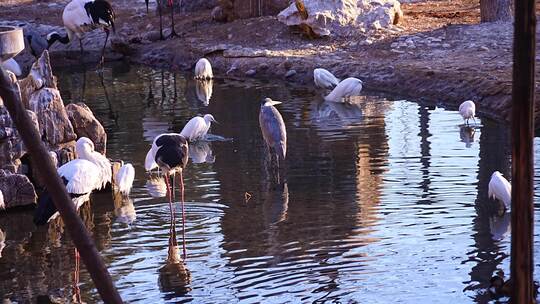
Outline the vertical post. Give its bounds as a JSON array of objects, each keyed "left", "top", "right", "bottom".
[
  {"left": 0, "top": 68, "right": 123, "bottom": 303},
  {"left": 511, "top": 0, "right": 535, "bottom": 302}
]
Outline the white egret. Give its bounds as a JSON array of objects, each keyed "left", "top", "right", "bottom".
[
  {"left": 148, "top": 133, "right": 189, "bottom": 259},
  {"left": 33, "top": 158, "right": 101, "bottom": 225},
  {"left": 313, "top": 68, "right": 339, "bottom": 89},
  {"left": 459, "top": 100, "right": 476, "bottom": 125},
  {"left": 488, "top": 171, "right": 511, "bottom": 211},
  {"left": 114, "top": 162, "right": 135, "bottom": 195},
  {"left": 0, "top": 59, "right": 22, "bottom": 77},
  {"left": 259, "top": 98, "right": 287, "bottom": 165},
  {"left": 324, "top": 77, "right": 363, "bottom": 102},
  {"left": 195, "top": 79, "right": 213, "bottom": 106},
  {"left": 47, "top": 0, "right": 115, "bottom": 67},
  {"left": 194, "top": 58, "right": 213, "bottom": 79},
  {"left": 180, "top": 114, "right": 217, "bottom": 142},
  {"left": 76, "top": 137, "right": 112, "bottom": 189}
]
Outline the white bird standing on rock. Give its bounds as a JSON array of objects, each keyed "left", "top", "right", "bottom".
[
  {"left": 488, "top": 171, "right": 511, "bottom": 212},
  {"left": 0, "top": 59, "right": 22, "bottom": 77},
  {"left": 459, "top": 100, "right": 476, "bottom": 125},
  {"left": 114, "top": 162, "right": 135, "bottom": 195},
  {"left": 194, "top": 58, "right": 213, "bottom": 79},
  {"left": 324, "top": 77, "right": 363, "bottom": 102},
  {"left": 76, "top": 137, "right": 112, "bottom": 189},
  {"left": 313, "top": 68, "right": 340, "bottom": 89},
  {"left": 47, "top": 0, "right": 116, "bottom": 67},
  {"left": 180, "top": 114, "right": 218, "bottom": 142}
]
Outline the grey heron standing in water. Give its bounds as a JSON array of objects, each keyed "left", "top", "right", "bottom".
[{"left": 259, "top": 98, "right": 287, "bottom": 170}]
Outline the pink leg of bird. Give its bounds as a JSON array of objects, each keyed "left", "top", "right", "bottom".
[
  {"left": 164, "top": 175, "right": 176, "bottom": 226},
  {"left": 179, "top": 170, "right": 187, "bottom": 260},
  {"left": 168, "top": 0, "right": 179, "bottom": 38},
  {"left": 73, "top": 248, "right": 82, "bottom": 303}
]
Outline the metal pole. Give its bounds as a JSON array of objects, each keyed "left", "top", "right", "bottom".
[
  {"left": 511, "top": 0, "right": 536, "bottom": 302},
  {"left": 0, "top": 68, "right": 123, "bottom": 303}
]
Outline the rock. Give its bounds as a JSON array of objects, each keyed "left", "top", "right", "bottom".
[
  {"left": 480, "top": 46, "right": 490, "bottom": 51},
  {"left": 230, "top": 0, "right": 289, "bottom": 19},
  {"left": 18, "top": 50, "right": 57, "bottom": 109},
  {"left": 110, "top": 35, "right": 134, "bottom": 56},
  {"left": 66, "top": 103, "right": 107, "bottom": 154},
  {"left": 245, "top": 69, "right": 257, "bottom": 76},
  {"left": 29, "top": 88, "right": 77, "bottom": 146},
  {"left": 0, "top": 104, "right": 25, "bottom": 173},
  {"left": 258, "top": 63, "right": 270, "bottom": 70},
  {"left": 278, "top": 0, "right": 403, "bottom": 37},
  {"left": 0, "top": 169, "right": 37, "bottom": 208},
  {"left": 181, "top": 0, "right": 218, "bottom": 12},
  {"left": 285, "top": 69, "right": 297, "bottom": 78},
  {"left": 145, "top": 31, "right": 162, "bottom": 42}
]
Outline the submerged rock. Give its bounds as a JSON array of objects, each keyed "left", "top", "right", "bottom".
[
  {"left": 0, "top": 170, "right": 37, "bottom": 208},
  {"left": 278, "top": 0, "right": 403, "bottom": 37},
  {"left": 66, "top": 103, "right": 107, "bottom": 154}
]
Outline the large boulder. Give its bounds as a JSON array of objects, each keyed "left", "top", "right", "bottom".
[
  {"left": 0, "top": 104, "right": 25, "bottom": 173},
  {"left": 0, "top": 169, "right": 37, "bottom": 208},
  {"left": 29, "top": 88, "right": 77, "bottom": 147},
  {"left": 277, "top": 0, "right": 403, "bottom": 37},
  {"left": 66, "top": 103, "right": 107, "bottom": 154}
]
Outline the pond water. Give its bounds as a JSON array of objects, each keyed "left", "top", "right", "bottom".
[{"left": 0, "top": 63, "right": 539, "bottom": 303}]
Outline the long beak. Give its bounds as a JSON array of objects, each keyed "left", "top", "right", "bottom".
[
  {"left": 269, "top": 100, "right": 282, "bottom": 106},
  {"left": 213, "top": 120, "right": 219, "bottom": 125}
]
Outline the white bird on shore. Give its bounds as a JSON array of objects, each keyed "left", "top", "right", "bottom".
[
  {"left": 0, "top": 190, "right": 4, "bottom": 210},
  {"left": 259, "top": 98, "right": 287, "bottom": 165},
  {"left": 76, "top": 137, "right": 112, "bottom": 189},
  {"left": 33, "top": 158, "right": 101, "bottom": 225},
  {"left": 1, "top": 59, "right": 22, "bottom": 77},
  {"left": 194, "top": 58, "right": 213, "bottom": 79},
  {"left": 180, "top": 114, "right": 218, "bottom": 142},
  {"left": 459, "top": 100, "right": 476, "bottom": 125},
  {"left": 314, "top": 68, "right": 340, "bottom": 89},
  {"left": 488, "top": 171, "right": 511, "bottom": 211},
  {"left": 47, "top": 0, "right": 115, "bottom": 67},
  {"left": 324, "top": 77, "right": 363, "bottom": 102},
  {"left": 114, "top": 162, "right": 135, "bottom": 195}
]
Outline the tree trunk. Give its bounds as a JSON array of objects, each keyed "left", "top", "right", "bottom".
[{"left": 480, "top": 0, "right": 514, "bottom": 22}]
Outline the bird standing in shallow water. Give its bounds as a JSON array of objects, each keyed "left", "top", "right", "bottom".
[
  {"left": 324, "top": 77, "right": 363, "bottom": 102},
  {"left": 76, "top": 137, "right": 112, "bottom": 189},
  {"left": 488, "top": 171, "right": 511, "bottom": 213},
  {"left": 259, "top": 98, "right": 287, "bottom": 168},
  {"left": 180, "top": 114, "right": 218, "bottom": 142},
  {"left": 194, "top": 58, "right": 213, "bottom": 80},
  {"left": 459, "top": 100, "right": 476, "bottom": 125},
  {"left": 47, "top": 0, "right": 115, "bottom": 68},
  {"left": 313, "top": 68, "right": 340, "bottom": 89},
  {"left": 114, "top": 162, "right": 135, "bottom": 195},
  {"left": 147, "top": 133, "right": 189, "bottom": 259}
]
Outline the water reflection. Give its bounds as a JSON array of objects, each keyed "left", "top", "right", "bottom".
[
  {"left": 489, "top": 213, "right": 511, "bottom": 242},
  {"left": 189, "top": 141, "right": 215, "bottom": 164},
  {"left": 113, "top": 194, "right": 137, "bottom": 225},
  {"left": 158, "top": 227, "right": 191, "bottom": 298},
  {"left": 460, "top": 125, "right": 476, "bottom": 148},
  {"left": 195, "top": 80, "right": 213, "bottom": 106},
  {"left": 3, "top": 63, "right": 540, "bottom": 303}
]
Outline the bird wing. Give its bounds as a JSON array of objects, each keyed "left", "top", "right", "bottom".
[
  {"left": 63, "top": 0, "right": 94, "bottom": 36},
  {"left": 1, "top": 59, "right": 22, "bottom": 77},
  {"left": 180, "top": 117, "right": 206, "bottom": 141},
  {"left": 259, "top": 106, "right": 287, "bottom": 159},
  {"left": 145, "top": 148, "right": 158, "bottom": 171},
  {"left": 116, "top": 164, "right": 135, "bottom": 195},
  {"left": 324, "top": 78, "right": 362, "bottom": 102},
  {"left": 195, "top": 59, "right": 213, "bottom": 79},
  {"left": 58, "top": 159, "right": 101, "bottom": 194},
  {"left": 315, "top": 69, "right": 339, "bottom": 89}
]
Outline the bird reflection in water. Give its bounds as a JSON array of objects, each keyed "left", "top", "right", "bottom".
[
  {"left": 189, "top": 141, "right": 215, "bottom": 164},
  {"left": 460, "top": 125, "right": 476, "bottom": 148},
  {"left": 146, "top": 175, "right": 168, "bottom": 198},
  {"left": 72, "top": 248, "right": 83, "bottom": 303},
  {"left": 263, "top": 182, "right": 289, "bottom": 226},
  {"left": 113, "top": 191, "right": 137, "bottom": 225},
  {"left": 489, "top": 212, "right": 510, "bottom": 241},
  {"left": 316, "top": 99, "right": 363, "bottom": 123},
  {"left": 195, "top": 79, "right": 213, "bottom": 106},
  {"left": 158, "top": 221, "right": 192, "bottom": 296}
]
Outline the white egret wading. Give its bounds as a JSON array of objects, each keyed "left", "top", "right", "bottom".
[
  {"left": 180, "top": 114, "right": 217, "bottom": 142},
  {"left": 313, "top": 68, "right": 340, "bottom": 89},
  {"left": 194, "top": 58, "right": 213, "bottom": 80},
  {"left": 324, "top": 77, "right": 363, "bottom": 102},
  {"left": 459, "top": 100, "right": 476, "bottom": 125},
  {"left": 114, "top": 162, "right": 135, "bottom": 195},
  {"left": 488, "top": 171, "right": 511, "bottom": 212},
  {"left": 47, "top": 0, "right": 115, "bottom": 67}
]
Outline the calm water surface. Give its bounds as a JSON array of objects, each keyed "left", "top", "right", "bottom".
[{"left": 0, "top": 63, "right": 538, "bottom": 303}]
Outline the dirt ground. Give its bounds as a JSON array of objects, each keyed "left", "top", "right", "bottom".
[{"left": 1, "top": 0, "right": 537, "bottom": 127}]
